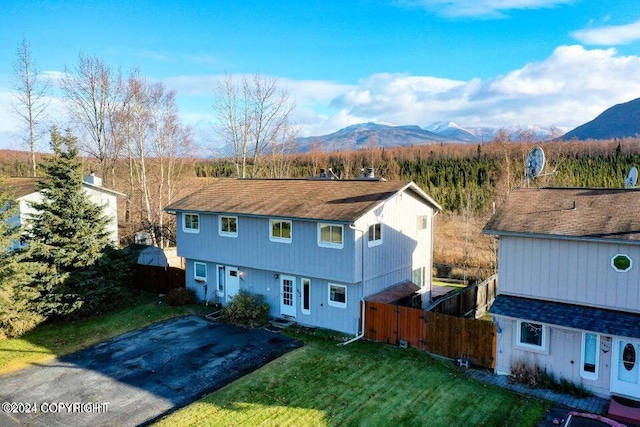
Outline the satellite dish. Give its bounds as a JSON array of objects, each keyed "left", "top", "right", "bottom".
[
  {"left": 525, "top": 146, "right": 545, "bottom": 179},
  {"left": 625, "top": 166, "right": 638, "bottom": 188}
]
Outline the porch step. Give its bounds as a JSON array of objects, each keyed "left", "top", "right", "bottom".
[
  {"left": 265, "top": 318, "right": 295, "bottom": 333},
  {"left": 607, "top": 395, "right": 640, "bottom": 425},
  {"left": 204, "top": 310, "right": 224, "bottom": 321}
]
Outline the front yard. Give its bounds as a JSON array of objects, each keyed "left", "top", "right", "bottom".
[{"left": 156, "top": 331, "right": 549, "bottom": 426}]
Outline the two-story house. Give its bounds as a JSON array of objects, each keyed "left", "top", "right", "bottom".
[
  {"left": 165, "top": 178, "right": 441, "bottom": 335},
  {"left": 485, "top": 187, "right": 640, "bottom": 400},
  {"left": 6, "top": 174, "right": 123, "bottom": 246}
]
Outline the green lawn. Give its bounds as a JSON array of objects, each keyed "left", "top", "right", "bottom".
[
  {"left": 0, "top": 293, "right": 210, "bottom": 374},
  {"left": 155, "top": 333, "right": 549, "bottom": 427}
]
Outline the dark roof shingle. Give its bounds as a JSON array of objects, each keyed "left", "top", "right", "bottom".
[
  {"left": 166, "top": 179, "right": 440, "bottom": 222},
  {"left": 483, "top": 187, "right": 640, "bottom": 241},
  {"left": 490, "top": 294, "right": 640, "bottom": 339}
]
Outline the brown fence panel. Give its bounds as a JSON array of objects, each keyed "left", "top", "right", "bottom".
[
  {"left": 364, "top": 301, "right": 398, "bottom": 344},
  {"left": 425, "top": 311, "right": 496, "bottom": 369},
  {"left": 133, "top": 265, "right": 185, "bottom": 293},
  {"left": 397, "top": 305, "right": 426, "bottom": 350}
]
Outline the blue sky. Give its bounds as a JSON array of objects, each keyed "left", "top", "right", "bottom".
[{"left": 1, "top": 0, "right": 640, "bottom": 151}]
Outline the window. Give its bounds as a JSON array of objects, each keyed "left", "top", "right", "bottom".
[
  {"left": 217, "top": 265, "right": 225, "bottom": 297},
  {"left": 270, "top": 219, "right": 292, "bottom": 242},
  {"left": 301, "top": 278, "right": 311, "bottom": 315},
  {"left": 328, "top": 283, "right": 347, "bottom": 308},
  {"left": 417, "top": 215, "right": 428, "bottom": 230},
  {"left": 184, "top": 213, "right": 200, "bottom": 233},
  {"left": 219, "top": 215, "right": 238, "bottom": 237},
  {"left": 516, "top": 321, "right": 547, "bottom": 351},
  {"left": 318, "top": 223, "right": 343, "bottom": 248},
  {"left": 580, "top": 333, "right": 600, "bottom": 380},
  {"left": 413, "top": 267, "right": 424, "bottom": 287},
  {"left": 367, "top": 223, "right": 382, "bottom": 247},
  {"left": 194, "top": 262, "right": 207, "bottom": 282},
  {"left": 612, "top": 254, "right": 633, "bottom": 272}
]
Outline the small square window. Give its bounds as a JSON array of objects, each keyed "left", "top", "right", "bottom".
[
  {"left": 318, "top": 223, "right": 343, "bottom": 248},
  {"left": 183, "top": 213, "right": 200, "bottom": 233},
  {"left": 328, "top": 283, "right": 347, "bottom": 308},
  {"left": 612, "top": 254, "right": 632, "bottom": 272},
  {"left": 516, "top": 321, "right": 546, "bottom": 351},
  {"left": 270, "top": 219, "right": 292, "bottom": 242},
  {"left": 219, "top": 216, "right": 238, "bottom": 237}
]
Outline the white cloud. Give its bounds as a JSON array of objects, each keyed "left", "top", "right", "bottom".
[
  {"left": 394, "top": 0, "right": 574, "bottom": 18},
  {"left": 309, "top": 45, "right": 640, "bottom": 133},
  {"left": 572, "top": 20, "right": 640, "bottom": 45}
]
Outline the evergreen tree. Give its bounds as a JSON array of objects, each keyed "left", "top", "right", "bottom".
[
  {"left": 0, "top": 180, "right": 41, "bottom": 338},
  {"left": 26, "top": 127, "right": 114, "bottom": 318}
]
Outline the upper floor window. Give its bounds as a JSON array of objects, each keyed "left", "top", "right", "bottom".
[
  {"left": 611, "top": 254, "right": 633, "bottom": 272},
  {"left": 270, "top": 219, "right": 292, "bottom": 243},
  {"left": 183, "top": 213, "right": 200, "bottom": 233},
  {"left": 416, "top": 215, "right": 428, "bottom": 230},
  {"left": 318, "top": 223, "right": 343, "bottom": 249},
  {"left": 219, "top": 215, "right": 238, "bottom": 237},
  {"left": 516, "top": 321, "right": 547, "bottom": 352},
  {"left": 367, "top": 223, "right": 382, "bottom": 247}
]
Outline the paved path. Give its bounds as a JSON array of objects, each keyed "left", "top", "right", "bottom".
[{"left": 0, "top": 316, "right": 302, "bottom": 427}]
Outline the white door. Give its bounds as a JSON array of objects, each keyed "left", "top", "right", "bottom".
[
  {"left": 611, "top": 338, "right": 640, "bottom": 398},
  {"left": 280, "top": 275, "right": 296, "bottom": 318},
  {"left": 226, "top": 267, "right": 240, "bottom": 303}
]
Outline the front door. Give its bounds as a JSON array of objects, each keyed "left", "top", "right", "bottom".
[
  {"left": 226, "top": 267, "right": 240, "bottom": 304},
  {"left": 611, "top": 338, "right": 640, "bottom": 398},
  {"left": 280, "top": 275, "right": 296, "bottom": 318}
]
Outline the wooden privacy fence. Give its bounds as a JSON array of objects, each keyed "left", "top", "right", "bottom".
[
  {"left": 428, "top": 275, "right": 497, "bottom": 318},
  {"left": 134, "top": 264, "right": 185, "bottom": 293},
  {"left": 364, "top": 301, "right": 496, "bottom": 369}
]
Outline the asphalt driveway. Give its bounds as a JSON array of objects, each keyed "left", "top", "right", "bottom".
[{"left": 0, "top": 315, "right": 302, "bottom": 427}]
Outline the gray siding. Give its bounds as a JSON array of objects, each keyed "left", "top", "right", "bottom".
[
  {"left": 493, "top": 316, "right": 612, "bottom": 397},
  {"left": 177, "top": 214, "right": 357, "bottom": 283},
  {"left": 185, "top": 260, "right": 361, "bottom": 334},
  {"left": 498, "top": 235, "right": 640, "bottom": 313}
]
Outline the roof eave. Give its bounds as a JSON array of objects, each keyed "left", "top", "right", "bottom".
[{"left": 483, "top": 229, "right": 640, "bottom": 245}]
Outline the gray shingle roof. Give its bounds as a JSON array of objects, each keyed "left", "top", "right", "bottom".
[
  {"left": 165, "top": 179, "right": 441, "bottom": 222},
  {"left": 483, "top": 187, "right": 640, "bottom": 242},
  {"left": 490, "top": 294, "right": 640, "bottom": 339}
]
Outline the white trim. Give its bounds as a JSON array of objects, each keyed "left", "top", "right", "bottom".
[
  {"left": 611, "top": 253, "right": 633, "bottom": 272},
  {"left": 194, "top": 261, "right": 207, "bottom": 282},
  {"left": 183, "top": 213, "right": 200, "bottom": 234},
  {"left": 269, "top": 219, "right": 292, "bottom": 243},
  {"left": 580, "top": 332, "right": 600, "bottom": 381},
  {"left": 219, "top": 215, "right": 238, "bottom": 237},
  {"left": 318, "top": 223, "right": 344, "bottom": 249},
  {"left": 301, "top": 278, "right": 311, "bottom": 315},
  {"left": 367, "top": 223, "right": 382, "bottom": 247},
  {"left": 515, "top": 320, "right": 548, "bottom": 353},
  {"left": 216, "top": 265, "right": 225, "bottom": 297},
  {"left": 328, "top": 283, "right": 347, "bottom": 308}
]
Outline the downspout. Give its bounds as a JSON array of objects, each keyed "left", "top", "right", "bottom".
[{"left": 340, "top": 223, "right": 367, "bottom": 346}]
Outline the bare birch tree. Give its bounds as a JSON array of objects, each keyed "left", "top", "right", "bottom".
[
  {"left": 61, "top": 53, "right": 122, "bottom": 185},
  {"left": 213, "top": 74, "right": 296, "bottom": 178},
  {"left": 11, "top": 38, "right": 50, "bottom": 177}
]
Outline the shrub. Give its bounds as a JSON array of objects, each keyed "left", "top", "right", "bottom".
[
  {"left": 509, "top": 358, "right": 543, "bottom": 387},
  {"left": 166, "top": 288, "right": 196, "bottom": 306},
  {"left": 221, "top": 291, "right": 270, "bottom": 328}
]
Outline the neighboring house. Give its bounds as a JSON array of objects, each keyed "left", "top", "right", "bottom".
[
  {"left": 165, "top": 178, "right": 441, "bottom": 335},
  {"left": 5, "top": 174, "right": 123, "bottom": 246},
  {"left": 485, "top": 187, "right": 640, "bottom": 399}
]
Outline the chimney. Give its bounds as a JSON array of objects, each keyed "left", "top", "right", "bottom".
[{"left": 84, "top": 172, "right": 103, "bottom": 187}]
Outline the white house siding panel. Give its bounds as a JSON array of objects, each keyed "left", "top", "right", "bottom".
[
  {"left": 176, "top": 214, "right": 356, "bottom": 283},
  {"left": 494, "top": 316, "right": 613, "bottom": 397},
  {"left": 184, "top": 260, "right": 361, "bottom": 334},
  {"left": 82, "top": 187, "right": 119, "bottom": 244},
  {"left": 498, "top": 236, "right": 640, "bottom": 313}
]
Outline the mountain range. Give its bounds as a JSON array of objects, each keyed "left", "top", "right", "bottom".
[
  {"left": 296, "top": 122, "right": 557, "bottom": 152},
  {"left": 296, "top": 96, "right": 640, "bottom": 152}
]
